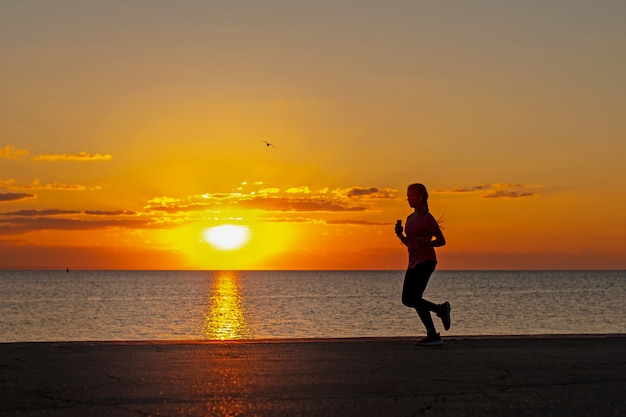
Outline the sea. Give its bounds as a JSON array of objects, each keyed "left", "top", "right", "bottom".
[{"left": 0, "top": 270, "right": 624, "bottom": 343}]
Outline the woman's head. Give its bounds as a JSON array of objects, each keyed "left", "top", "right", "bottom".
[{"left": 407, "top": 183, "right": 429, "bottom": 211}]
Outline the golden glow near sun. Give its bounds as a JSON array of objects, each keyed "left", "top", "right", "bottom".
[{"left": 203, "top": 225, "right": 251, "bottom": 251}]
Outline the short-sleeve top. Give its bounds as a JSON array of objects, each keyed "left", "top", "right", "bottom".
[{"left": 405, "top": 211, "right": 440, "bottom": 268}]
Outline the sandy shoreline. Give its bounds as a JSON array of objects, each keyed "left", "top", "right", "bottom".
[{"left": 2, "top": 335, "right": 625, "bottom": 416}]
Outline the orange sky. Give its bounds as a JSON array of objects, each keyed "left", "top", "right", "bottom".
[{"left": 1, "top": 1, "right": 625, "bottom": 270}]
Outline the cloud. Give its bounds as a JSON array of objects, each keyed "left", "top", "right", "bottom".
[
  {"left": 33, "top": 182, "right": 87, "bottom": 191},
  {"left": 0, "top": 193, "right": 36, "bottom": 202},
  {"left": 483, "top": 183, "right": 536, "bottom": 199},
  {"left": 146, "top": 197, "right": 367, "bottom": 214},
  {"left": 147, "top": 196, "right": 183, "bottom": 205},
  {"left": 434, "top": 185, "right": 492, "bottom": 193},
  {"left": 325, "top": 219, "right": 391, "bottom": 226},
  {"left": 146, "top": 203, "right": 207, "bottom": 214},
  {"left": 286, "top": 186, "right": 311, "bottom": 194},
  {"left": 483, "top": 190, "right": 534, "bottom": 199},
  {"left": 0, "top": 217, "right": 164, "bottom": 235},
  {"left": 1, "top": 179, "right": 88, "bottom": 191},
  {"left": 258, "top": 188, "right": 281, "bottom": 194},
  {"left": 33, "top": 151, "right": 112, "bottom": 161},
  {"left": 0, "top": 181, "right": 395, "bottom": 236},
  {"left": 148, "top": 184, "right": 391, "bottom": 214},
  {"left": 492, "top": 183, "right": 528, "bottom": 189},
  {"left": 0, "top": 209, "right": 80, "bottom": 216},
  {"left": 435, "top": 183, "right": 538, "bottom": 199},
  {"left": 342, "top": 186, "right": 396, "bottom": 199},
  {"left": 85, "top": 210, "right": 137, "bottom": 216},
  {"left": 238, "top": 196, "right": 367, "bottom": 212},
  {"left": 259, "top": 217, "right": 391, "bottom": 226},
  {"left": 0, "top": 209, "right": 136, "bottom": 217},
  {"left": 0, "top": 145, "right": 29, "bottom": 160},
  {"left": 0, "top": 203, "right": 169, "bottom": 235},
  {"left": 260, "top": 216, "right": 319, "bottom": 224}
]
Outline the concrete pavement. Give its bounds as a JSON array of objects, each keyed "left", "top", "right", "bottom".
[{"left": 1, "top": 335, "right": 625, "bottom": 416}]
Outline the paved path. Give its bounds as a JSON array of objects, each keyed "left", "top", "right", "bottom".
[{"left": 1, "top": 336, "right": 625, "bottom": 416}]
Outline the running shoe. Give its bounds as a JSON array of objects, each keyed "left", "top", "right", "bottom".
[
  {"left": 415, "top": 333, "right": 442, "bottom": 346},
  {"left": 438, "top": 301, "right": 451, "bottom": 331}
]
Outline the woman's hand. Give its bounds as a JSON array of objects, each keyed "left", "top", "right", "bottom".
[{"left": 395, "top": 224, "right": 408, "bottom": 246}]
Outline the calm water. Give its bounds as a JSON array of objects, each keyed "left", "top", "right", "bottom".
[{"left": 0, "top": 270, "right": 624, "bottom": 342}]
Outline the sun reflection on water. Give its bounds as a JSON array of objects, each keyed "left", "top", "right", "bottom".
[{"left": 203, "top": 271, "right": 250, "bottom": 340}]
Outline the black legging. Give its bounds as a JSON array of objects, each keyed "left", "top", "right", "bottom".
[{"left": 402, "top": 260, "right": 439, "bottom": 336}]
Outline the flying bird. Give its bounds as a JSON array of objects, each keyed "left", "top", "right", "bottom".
[{"left": 261, "top": 140, "right": 276, "bottom": 148}]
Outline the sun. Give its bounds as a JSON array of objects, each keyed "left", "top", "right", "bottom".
[{"left": 203, "top": 225, "right": 251, "bottom": 251}]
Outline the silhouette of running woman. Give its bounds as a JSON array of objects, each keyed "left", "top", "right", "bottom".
[{"left": 395, "top": 183, "right": 450, "bottom": 346}]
